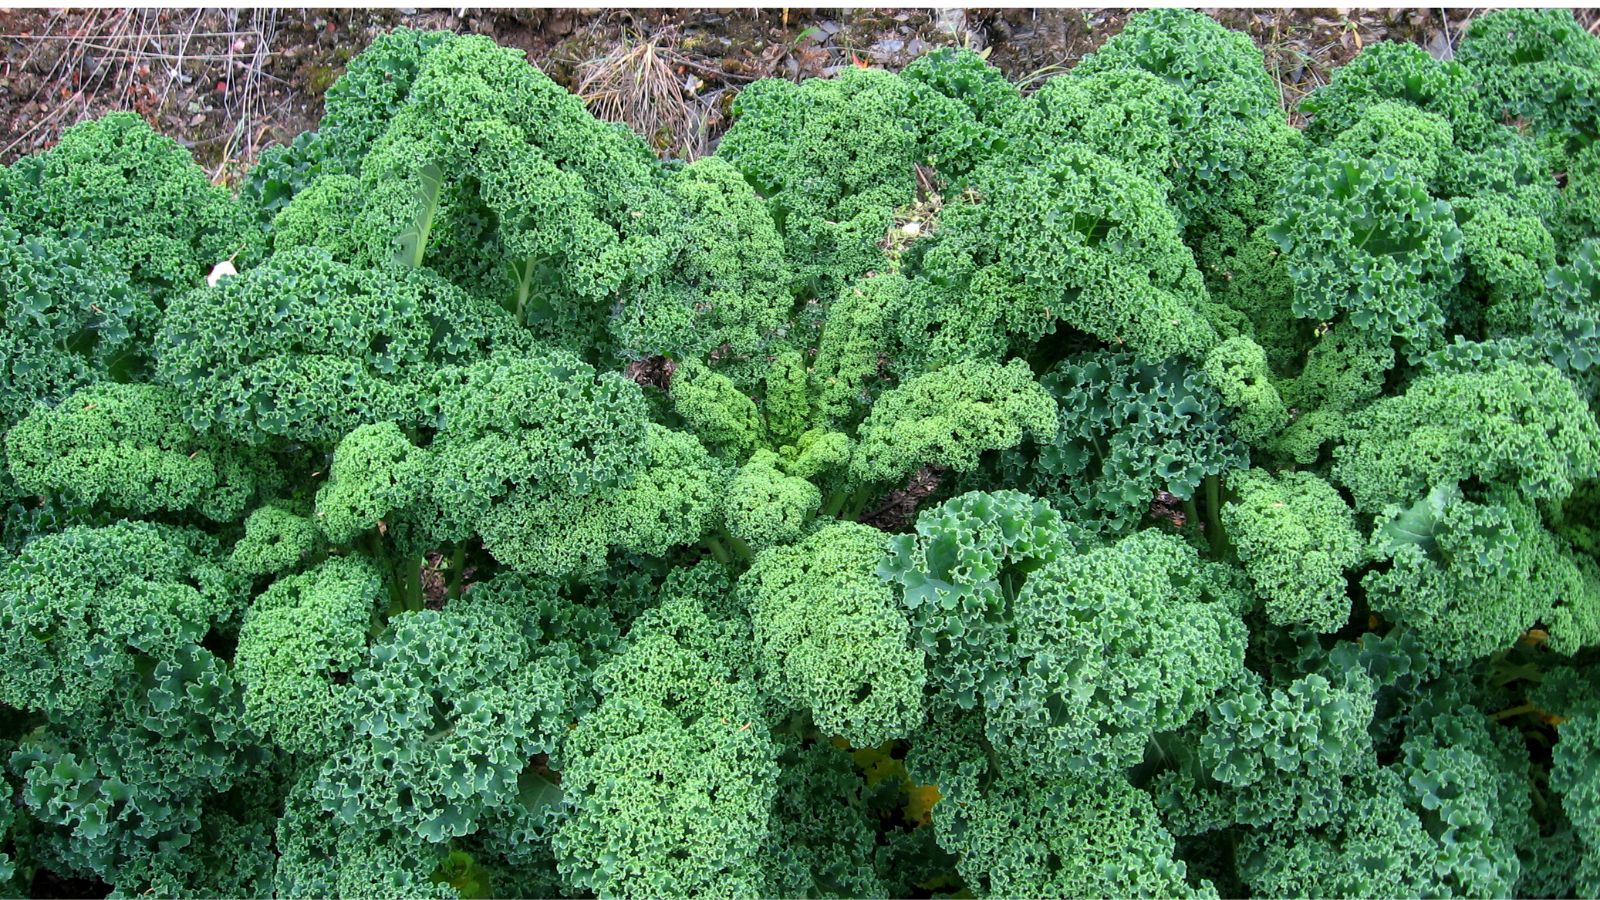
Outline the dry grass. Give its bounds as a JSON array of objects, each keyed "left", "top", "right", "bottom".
[
  {"left": 574, "top": 26, "right": 705, "bottom": 158},
  {"left": 8, "top": 8, "right": 1600, "bottom": 170},
  {"left": 1, "top": 8, "right": 286, "bottom": 179}
]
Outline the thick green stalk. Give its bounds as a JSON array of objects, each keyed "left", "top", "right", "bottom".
[
  {"left": 512, "top": 256, "right": 536, "bottom": 325},
  {"left": 716, "top": 526, "right": 755, "bottom": 563},
  {"left": 362, "top": 531, "right": 408, "bottom": 619},
  {"left": 837, "top": 484, "right": 876, "bottom": 521},
  {"left": 1490, "top": 703, "right": 1539, "bottom": 722},
  {"left": 402, "top": 557, "right": 424, "bottom": 612},
  {"left": 821, "top": 489, "right": 848, "bottom": 519},
  {"left": 1203, "top": 474, "right": 1230, "bottom": 559}
]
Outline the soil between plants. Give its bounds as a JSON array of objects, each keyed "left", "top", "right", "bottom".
[{"left": 9, "top": 7, "right": 1583, "bottom": 177}]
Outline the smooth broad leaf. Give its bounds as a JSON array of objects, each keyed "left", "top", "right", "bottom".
[
  {"left": 1373, "top": 483, "right": 1457, "bottom": 561},
  {"left": 516, "top": 767, "right": 564, "bottom": 825}
]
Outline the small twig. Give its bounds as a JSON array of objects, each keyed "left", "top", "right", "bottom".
[
  {"left": 154, "top": 10, "right": 203, "bottom": 116},
  {"left": 36, "top": 43, "right": 275, "bottom": 63},
  {"left": 674, "top": 55, "right": 761, "bottom": 84},
  {"left": 0, "top": 30, "right": 283, "bottom": 41}
]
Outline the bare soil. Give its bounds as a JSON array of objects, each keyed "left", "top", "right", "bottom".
[{"left": 3, "top": 7, "right": 1597, "bottom": 178}]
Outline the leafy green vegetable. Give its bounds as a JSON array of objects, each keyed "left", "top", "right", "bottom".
[{"left": 4, "top": 11, "right": 1600, "bottom": 896}]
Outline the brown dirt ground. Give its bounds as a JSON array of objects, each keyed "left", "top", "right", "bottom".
[{"left": 3, "top": 8, "right": 1599, "bottom": 180}]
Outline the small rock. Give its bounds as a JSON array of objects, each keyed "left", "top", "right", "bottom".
[
  {"left": 935, "top": 8, "right": 966, "bottom": 36},
  {"left": 1426, "top": 27, "right": 1454, "bottom": 61}
]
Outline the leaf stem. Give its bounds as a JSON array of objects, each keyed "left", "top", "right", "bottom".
[{"left": 1204, "top": 474, "right": 1230, "bottom": 559}]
